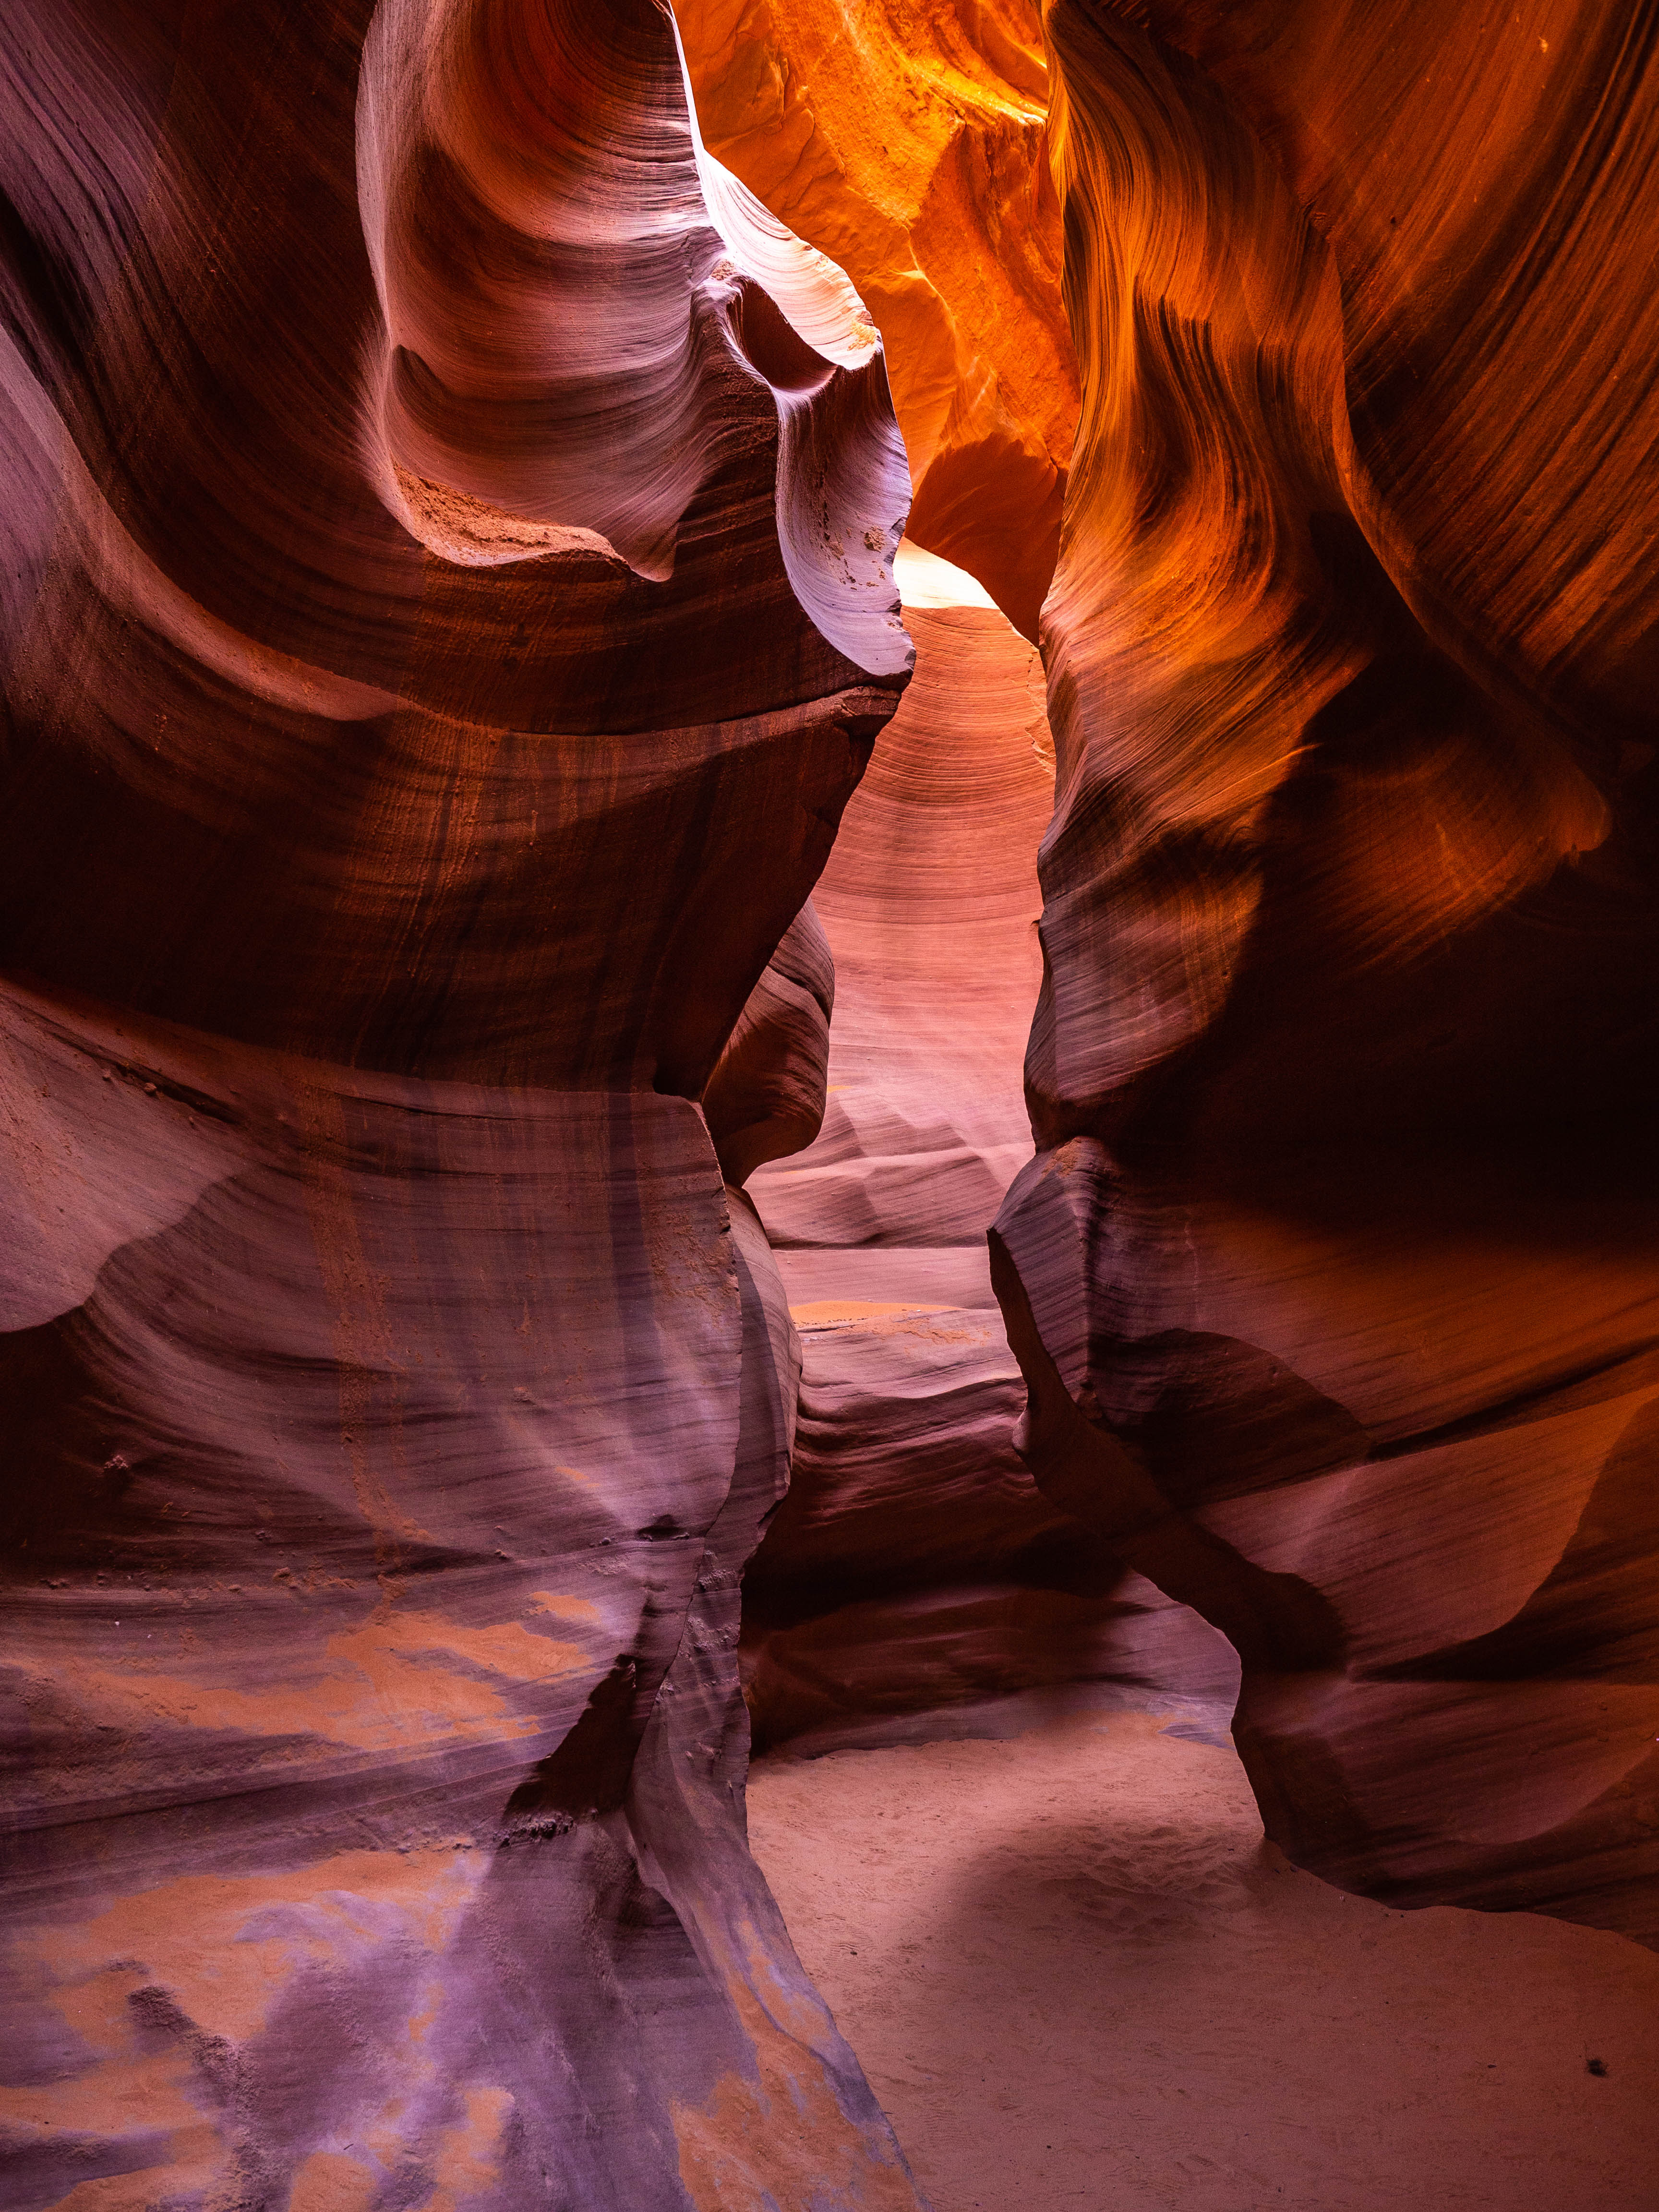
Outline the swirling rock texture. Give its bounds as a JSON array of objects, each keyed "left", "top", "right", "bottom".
[
  {"left": 676, "top": 0, "right": 1078, "bottom": 642},
  {"left": 9, "top": 0, "right": 1659, "bottom": 2199},
  {"left": 737, "top": 555, "right": 1238, "bottom": 1754},
  {"left": 991, "top": 0, "right": 1659, "bottom": 1946},
  {"left": 0, "top": 2, "right": 927, "bottom": 2207}
]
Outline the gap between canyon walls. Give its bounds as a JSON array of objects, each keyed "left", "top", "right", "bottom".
[
  {"left": 732, "top": 557, "right": 1239, "bottom": 1757},
  {"left": 690, "top": 0, "right": 1659, "bottom": 1958},
  {"left": 3, "top": 1, "right": 1659, "bottom": 2209}
]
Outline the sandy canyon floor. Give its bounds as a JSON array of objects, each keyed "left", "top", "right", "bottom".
[{"left": 747, "top": 1712, "right": 1659, "bottom": 2212}]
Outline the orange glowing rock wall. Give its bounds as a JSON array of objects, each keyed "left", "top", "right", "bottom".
[
  {"left": 677, "top": 0, "right": 1078, "bottom": 641},
  {"left": 6, "top": 0, "right": 1659, "bottom": 2200},
  {"left": 685, "top": 0, "right": 1659, "bottom": 1949},
  {"left": 991, "top": 0, "right": 1659, "bottom": 1942}
]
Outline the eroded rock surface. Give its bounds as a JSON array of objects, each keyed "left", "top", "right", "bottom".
[
  {"left": 678, "top": 0, "right": 1078, "bottom": 640},
  {"left": 0, "top": 2, "right": 925, "bottom": 2205},
  {"left": 742, "top": 579, "right": 1236, "bottom": 1753},
  {"left": 8, "top": 0, "right": 1659, "bottom": 2201},
  {"left": 993, "top": 0, "right": 1659, "bottom": 1943}
]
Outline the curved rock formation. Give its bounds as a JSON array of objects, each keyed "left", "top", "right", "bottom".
[
  {"left": 677, "top": 0, "right": 1078, "bottom": 641},
  {"left": 9, "top": 0, "right": 1659, "bottom": 2200},
  {"left": 992, "top": 0, "right": 1659, "bottom": 1943},
  {"left": 0, "top": 2, "right": 925, "bottom": 2204},
  {"left": 704, "top": 899, "right": 836, "bottom": 1189},
  {"left": 740, "top": 559, "right": 1237, "bottom": 1753}
]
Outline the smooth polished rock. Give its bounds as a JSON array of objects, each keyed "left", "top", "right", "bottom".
[
  {"left": 0, "top": 1, "right": 924, "bottom": 2202},
  {"left": 995, "top": 0, "right": 1659, "bottom": 1943}
]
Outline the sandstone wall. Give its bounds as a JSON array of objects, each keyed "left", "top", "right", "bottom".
[
  {"left": 0, "top": 3, "right": 926, "bottom": 2204},
  {"left": 993, "top": 0, "right": 1659, "bottom": 1943}
]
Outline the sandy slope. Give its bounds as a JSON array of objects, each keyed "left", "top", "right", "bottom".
[{"left": 747, "top": 1713, "right": 1659, "bottom": 2212}]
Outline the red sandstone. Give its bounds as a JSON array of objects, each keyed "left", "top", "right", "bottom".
[{"left": 3, "top": 4, "right": 1658, "bottom": 2208}]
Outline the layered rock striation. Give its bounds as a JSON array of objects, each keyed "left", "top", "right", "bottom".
[
  {"left": 991, "top": 0, "right": 1659, "bottom": 1943},
  {"left": 0, "top": 2, "right": 926, "bottom": 2205},
  {"left": 739, "top": 559, "right": 1236, "bottom": 1753},
  {"left": 8, "top": 3, "right": 1659, "bottom": 2205}
]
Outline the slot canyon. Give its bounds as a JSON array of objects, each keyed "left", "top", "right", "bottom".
[{"left": 2, "top": 2, "right": 1658, "bottom": 2207}]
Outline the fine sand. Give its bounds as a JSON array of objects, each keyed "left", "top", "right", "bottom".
[{"left": 746, "top": 1712, "right": 1659, "bottom": 2212}]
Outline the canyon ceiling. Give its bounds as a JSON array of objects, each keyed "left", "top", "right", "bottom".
[{"left": 2, "top": 3, "right": 1657, "bottom": 2209}]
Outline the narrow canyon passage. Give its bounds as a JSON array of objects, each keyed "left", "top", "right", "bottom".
[
  {"left": 737, "top": 561, "right": 1659, "bottom": 2212},
  {"left": 741, "top": 552, "right": 1238, "bottom": 1759},
  {"left": 6, "top": 4, "right": 1659, "bottom": 2206}
]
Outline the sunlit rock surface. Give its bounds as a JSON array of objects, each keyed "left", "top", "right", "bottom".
[
  {"left": 991, "top": 0, "right": 1659, "bottom": 1944},
  {"left": 0, "top": 2, "right": 926, "bottom": 2204},
  {"left": 7, "top": 0, "right": 1659, "bottom": 2202},
  {"left": 677, "top": 0, "right": 1079, "bottom": 641}
]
